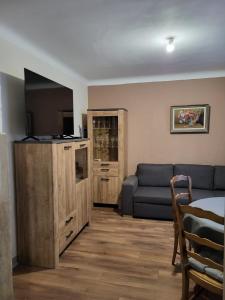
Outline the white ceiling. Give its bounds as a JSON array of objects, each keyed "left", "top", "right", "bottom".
[{"left": 0, "top": 0, "right": 225, "bottom": 84}]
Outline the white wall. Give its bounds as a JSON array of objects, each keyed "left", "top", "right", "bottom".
[
  {"left": 0, "top": 134, "right": 14, "bottom": 299},
  {"left": 0, "top": 73, "right": 25, "bottom": 261},
  {"left": 0, "top": 34, "right": 88, "bottom": 135},
  {"left": 0, "top": 34, "right": 88, "bottom": 261}
]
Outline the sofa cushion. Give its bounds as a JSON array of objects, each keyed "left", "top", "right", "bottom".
[
  {"left": 214, "top": 166, "right": 225, "bottom": 190},
  {"left": 134, "top": 186, "right": 172, "bottom": 206},
  {"left": 175, "top": 188, "right": 214, "bottom": 201},
  {"left": 174, "top": 164, "right": 214, "bottom": 190},
  {"left": 213, "top": 190, "right": 225, "bottom": 197},
  {"left": 133, "top": 202, "right": 173, "bottom": 220},
  {"left": 192, "top": 189, "right": 216, "bottom": 201},
  {"left": 134, "top": 186, "right": 191, "bottom": 206},
  {"left": 137, "top": 164, "right": 173, "bottom": 187}
]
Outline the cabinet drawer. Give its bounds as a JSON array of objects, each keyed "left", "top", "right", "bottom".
[
  {"left": 59, "top": 213, "right": 77, "bottom": 253},
  {"left": 59, "top": 211, "right": 77, "bottom": 232},
  {"left": 93, "top": 167, "right": 119, "bottom": 176},
  {"left": 93, "top": 176, "right": 119, "bottom": 204},
  {"left": 75, "top": 141, "right": 89, "bottom": 150},
  {"left": 93, "top": 161, "right": 118, "bottom": 169}
]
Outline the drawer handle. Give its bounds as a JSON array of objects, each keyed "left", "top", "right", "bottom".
[
  {"left": 101, "top": 168, "right": 109, "bottom": 172},
  {"left": 64, "top": 146, "right": 72, "bottom": 150},
  {"left": 101, "top": 163, "right": 110, "bottom": 166},
  {"left": 101, "top": 178, "right": 109, "bottom": 182},
  {"left": 66, "top": 230, "right": 73, "bottom": 239},
  {"left": 65, "top": 216, "right": 74, "bottom": 225},
  {"left": 80, "top": 144, "right": 86, "bottom": 148}
]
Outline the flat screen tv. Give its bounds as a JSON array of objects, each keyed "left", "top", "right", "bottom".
[{"left": 24, "top": 69, "right": 74, "bottom": 137}]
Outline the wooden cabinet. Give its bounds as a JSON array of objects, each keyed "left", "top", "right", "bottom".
[
  {"left": 88, "top": 109, "right": 127, "bottom": 205},
  {"left": 15, "top": 140, "right": 91, "bottom": 268}
]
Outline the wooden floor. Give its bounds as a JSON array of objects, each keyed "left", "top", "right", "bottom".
[{"left": 13, "top": 208, "right": 221, "bottom": 300}]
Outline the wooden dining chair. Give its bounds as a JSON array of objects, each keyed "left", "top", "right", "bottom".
[
  {"left": 170, "top": 175, "right": 192, "bottom": 265},
  {"left": 175, "top": 203, "right": 224, "bottom": 299}
]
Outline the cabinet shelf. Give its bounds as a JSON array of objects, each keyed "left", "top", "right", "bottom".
[
  {"left": 76, "top": 176, "right": 86, "bottom": 183},
  {"left": 93, "top": 128, "right": 117, "bottom": 130},
  {"left": 94, "top": 146, "right": 118, "bottom": 149}
]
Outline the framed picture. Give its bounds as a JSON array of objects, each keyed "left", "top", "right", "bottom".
[{"left": 170, "top": 104, "right": 210, "bottom": 134}]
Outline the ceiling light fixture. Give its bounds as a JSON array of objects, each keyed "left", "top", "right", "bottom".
[{"left": 166, "top": 37, "right": 175, "bottom": 53}]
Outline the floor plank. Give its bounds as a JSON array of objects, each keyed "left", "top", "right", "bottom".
[{"left": 13, "top": 208, "right": 221, "bottom": 300}]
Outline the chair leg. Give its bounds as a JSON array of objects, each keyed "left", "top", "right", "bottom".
[
  {"left": 172, "top": 226, "right": 179, "bottom": 265},
  {"left": 182, "top": 270, "right": 189, "bottom": 300},
  {"left": 188, "top": 240, "right": 191, "bottom": 251}
]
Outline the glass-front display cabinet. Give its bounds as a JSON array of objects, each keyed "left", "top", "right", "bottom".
[{"left": 88, "top": 109, "right": 127, "bottom": 205}]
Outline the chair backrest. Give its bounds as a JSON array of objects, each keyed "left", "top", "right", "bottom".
[
  {"left": 175, "top": 204, "right": 224, "bottom": 273},
  {"left": 170, "top": 175, "right": 192, "bottom": 219}
]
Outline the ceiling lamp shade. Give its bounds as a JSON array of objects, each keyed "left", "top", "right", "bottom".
[{"left": 166, "top": 37, "right": 175, "bottom": 53}]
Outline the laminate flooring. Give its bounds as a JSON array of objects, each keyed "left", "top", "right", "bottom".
[{"left": 13, "top": 208, "right": 221, "bottom": 300}]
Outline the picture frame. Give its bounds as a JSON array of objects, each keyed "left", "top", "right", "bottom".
[{"left": 170, "top": 104, "right": 210, "bottom": 134}]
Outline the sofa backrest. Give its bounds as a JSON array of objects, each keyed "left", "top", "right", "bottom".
[
  {"left": 214, "top": 166, "right": 225, "bottom": 190},
  {"left": 137, "top": 164, "right": 173, "bottom": 187},
  {"left": 174, "top": 164, "right": 214, "bottom": 190}
]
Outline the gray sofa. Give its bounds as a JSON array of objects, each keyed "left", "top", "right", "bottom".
[{"left": 121, "top": 164, "right": 225, "bottom": 220}]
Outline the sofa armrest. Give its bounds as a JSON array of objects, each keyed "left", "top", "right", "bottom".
[{"left": 121, "top": 175, "right": 138, "bottom": 215}]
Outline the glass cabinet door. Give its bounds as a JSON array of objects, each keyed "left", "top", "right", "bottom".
[
  {"left": 75, "top": 147, "right": 88, "bottom": 183},
  {"left": 92, "top": 116, "right": 118, "bottom": 162}
]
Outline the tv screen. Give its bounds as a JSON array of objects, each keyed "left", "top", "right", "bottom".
[{"left": 24, "top": 69, "right": 74, "bottom": 137}]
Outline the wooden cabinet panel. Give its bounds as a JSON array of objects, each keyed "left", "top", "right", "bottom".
[
  {"left": 15, "top": 144, "right": 57, "bottom": 268},
  {"left": 75, "top": 141, "right": 90, "bottom": 231},
  {"left": 77, "top": 179, "right": 89, "bottom": 232},
  {"left": 93, "top": 176, "right": 119, "bottom": 204},
  {"left": 57, "top": 143, "right": 76, "bottom": 229}
]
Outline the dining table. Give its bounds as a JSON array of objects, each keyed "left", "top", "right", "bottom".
[{"left": 183, "top": 197, "right": 225, "bottom": 264}]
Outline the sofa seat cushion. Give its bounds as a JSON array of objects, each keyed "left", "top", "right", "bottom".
[
  {"left": 174, "top": 164, "right": 214, "bottom": 190},
  {"left": 133, "top": 202, "right": 173, "bottom": 220},
  {"left": 213, "top": 190, "right": 225, "bottom": 197},
  {"left": 175, "top": 188, "right": 215, "bottom": 201},
  {"left": 214, "top": 166, "right": 225, "bottom": 190},
  {"left": 137, "top": 164, "right": 173, "bottom": 187},
  {"left": 192, "top": 189, "right": 216, "bottom": 201},
  {"left": 133, "top": 186, "right": 172, "bottom": 206}
]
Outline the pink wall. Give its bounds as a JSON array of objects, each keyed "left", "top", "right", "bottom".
[{"left": 88, "top": 78, "right": 225, "bottom": 174}]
